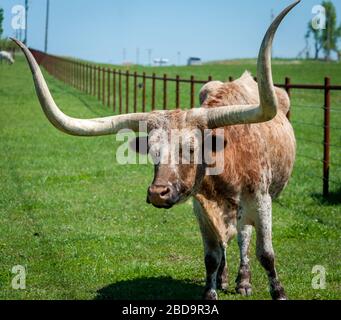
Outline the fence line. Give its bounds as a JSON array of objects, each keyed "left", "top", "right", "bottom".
[{"left": 28, "top": 48, "right": 341, "bottom": 198}]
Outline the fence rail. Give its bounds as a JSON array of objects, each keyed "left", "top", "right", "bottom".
[{"left": 28, "top": 48, "right": 341, "bottom": 198}]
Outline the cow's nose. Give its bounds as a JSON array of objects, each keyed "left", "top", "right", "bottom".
[
  {"left": 147, "top": 185, "right": 174, "bottom": 208},
  {"left": 149, "top": 185, "right": 171, "bottom": 199}
]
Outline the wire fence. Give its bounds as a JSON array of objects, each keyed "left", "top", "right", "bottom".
[{"left": 29, "top": 48, "right": 341, "bottom": 198}]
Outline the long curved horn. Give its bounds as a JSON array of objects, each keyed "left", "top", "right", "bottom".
[
  {"left": 11, "top": 39, "right": 150, "bottom": 136},
  {"left": 191, "top": 0, "right": 300, "bottom": 128}
]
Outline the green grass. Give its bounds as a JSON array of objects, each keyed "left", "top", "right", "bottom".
[{"left": 0, "top": 56, "right": 340, "bottom": 300}]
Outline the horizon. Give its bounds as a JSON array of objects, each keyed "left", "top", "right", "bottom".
[{"left": 1, "top": 0, "right": 341, "bottom": 65}]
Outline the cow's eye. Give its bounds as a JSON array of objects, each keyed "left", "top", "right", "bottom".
[{"left": 149, "top": 148, "right": 161, "bottom": 164}]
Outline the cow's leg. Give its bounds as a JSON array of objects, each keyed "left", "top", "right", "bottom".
[
  {"left": 254, "top": 193, "right": 287, "bottom": 300},
  {"left": 236, "top": 222, "right": 253, "bottom": 296},
  {"left": 203, "top": 242, "right": 225, "bottom": 300},
  {"left": 193, "top": 198, "right": 228, "bottom": 300},
  {"left": 216, "top": 246, "right": 228, "bottom": 291}
]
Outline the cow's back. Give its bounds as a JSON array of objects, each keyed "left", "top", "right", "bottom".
[{"left": 200, "top": 72, "right": 296, "bottom": 199}]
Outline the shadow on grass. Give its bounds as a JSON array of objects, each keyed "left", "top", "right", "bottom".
[
  {"left": 75, "top": 95, "right": 107, "bottom": 117},
  {"left": 311, "top": 187, "right": 341, "bottom": 205},
  {"left": 49, "top": 76, "right": 108, "bottom": 118},
  {"left": 95, "top": 277, "right": 204, "bottom": 300}
]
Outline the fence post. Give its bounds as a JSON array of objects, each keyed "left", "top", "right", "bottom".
[
  {"left": 57, "top": 59, "right": 60, "bottom": 80},
  {"left": 86, "top": 64, "right": 89, "bottom": 94},
  {"left": 65, "top": 61, "right": 67, "bottom": 83},
  {"left": 107, "top": 68, "right": 111, "bottom": 108},
  {"left": 67, "top": 61, "right": 70, "bottom": 85},
  {"left": 113, "top": 69, "right": 116, "bottom": 112},
  {"left": 77, "top": 62, "right": 79, "bottom": 88},
  {"left": 73, "top": 61, "right": 76, "bottom": 88},
  {"left": 80, "top": 63, "right": 82, "bottom": 91},
  {"left": 82, "top": 63, "right": 85, "bottom": 92},
  {"left": 64, "top": 60, "right": 67, "bottom": 84},
  {"left": 69, "top": 61, "right": 72, "bottom": 85},
  {"left": 285, "top": 77, "right": 291, "bottom": 121},
  {"left": 119, "top": 70, "right": 122, "bottom": 114},
  {"left": 134, "top": 72, "right": 138, "bottom": 113},
  {"left": 72, "top": 61, "right": 74, "bottom": 88},
  {"left": 79, "top": 62, "right": 82, "bottom": 90},
  {"left": 163, "top": 74, "right": 167, "bottom": 110},
  {"left": 98, "top": 66, "right": 101, "bottom": 102},
  {"left": 102, "top": 67, "right": 105, "bottom": 105},
  {"left": 190, "top": 75, "right": 195, "bottom": 108},
  {"left": 78, "top": 62, "right": 81, "bottom": 88},
  {"left": 77, "top": 62, "right": 80, "bottom": 89},
  {"left": 323, "top": 77, "right": 331, "bottom": 198},
  {"left": 70, "top": 61, "right": 72, "bottom": 87},
  {"left": 86, "top": 64, "right": 89, "bottom": 93},
  {"left": 93, "top": 66, "right": 97, "bottom": 97},
  {"left": 61, "top": 60, "right": 63, "bottom": 81},
  {"left": 90, "top": 65, "right": 93, "bottom": 95},
  {"left": 176, "top": 75, "right": 180, "bottom": 108},
  {"left": 152, "top": 73, "right": 156, "bottom": 111},
  {"left": 229, "top": 76, "right": 233, "bottom": 82},
  {"left": 61, "top": 60, "right": 64, "bottom": 83},
  {"left": 64, "top": 60, "right": 66, "bottom": 83},
  {"left": 71, "top": 61, "right": 74, "bottom": 87},
  {"left": 142, "top": 72, "right": 146, "bottom": 113},
  {"left": 126, "top": 71, "right": 130, "bottom": 114},
  {"left": 84, "top": 64, "right": 87, "bottom": 93},
  {"left": 75, "top": 62, "right": 78, "bottom": 89}
]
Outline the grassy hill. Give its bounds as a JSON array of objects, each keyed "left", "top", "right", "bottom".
[
  {"left": 0, "top": 56, "right": 340, "bottom": 300},
  {"left": 97, "top": 58, "right": 341, "bottom": 84}
]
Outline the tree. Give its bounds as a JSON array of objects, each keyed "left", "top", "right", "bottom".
[
  {"left": 306, "top": 22, "right": 323, "bottom": 60},
  {"left": 0, "top": 8, "right": 4, "bottom": 39},
  {"left": 321, "top": 1, "right": 340, "bottom": 60},
  {"left": 306, "top": 1, "right": 341, "bottom": 60}
]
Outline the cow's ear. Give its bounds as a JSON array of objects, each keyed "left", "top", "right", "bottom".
[{"left": 129, "top": 136, "right": 149, "bottom": 155}]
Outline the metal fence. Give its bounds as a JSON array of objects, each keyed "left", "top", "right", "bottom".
[{"left": 29, "top": 49, "right": 341, "bottom": 198}]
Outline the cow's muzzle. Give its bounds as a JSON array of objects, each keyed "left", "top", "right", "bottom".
[{"left": 147, "top": 185, "right": 179, "bottom": 209}]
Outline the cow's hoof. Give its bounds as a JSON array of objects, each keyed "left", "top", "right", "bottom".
[
  {"left": 236, "top": 284, "right": 253, "bottom": 297},
  {"left": 270, "top": 282, "right": 287, "bottom": 300},
  {"left": 217, "top": 281, "right": 228, "bottom": 292},
  {"left": 271, "top": 290, "right": 287, "bottom": 300},
  {"left": 203, "top": 289, "right": 218, "bottom": 300}
]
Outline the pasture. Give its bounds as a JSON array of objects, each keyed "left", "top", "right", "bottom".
[{"left": 0, "top": 56, "right": 340, "bottom": 300}]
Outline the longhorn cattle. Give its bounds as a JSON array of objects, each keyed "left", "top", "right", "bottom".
[
  {"left": 0, "top": 51, "right": 15, "bottom": 64},
  {"left": 13, "top": 1, "right": 299, "bottom": 300}
]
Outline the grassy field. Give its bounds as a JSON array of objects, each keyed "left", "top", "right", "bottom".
[{"left": 0, "top": 56, "right": 340, "bottom": 300}]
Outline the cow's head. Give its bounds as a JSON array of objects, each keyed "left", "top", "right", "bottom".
[
  {"left": 129, "top": 109, "right": 227, "bottom": 209},
  {"left": 12, "top": 1, "right": 300, "bottom": 208}
]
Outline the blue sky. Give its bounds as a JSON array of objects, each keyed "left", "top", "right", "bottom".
[{"left": 1, "top": 0, "right": 341, "bottom": 64}]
